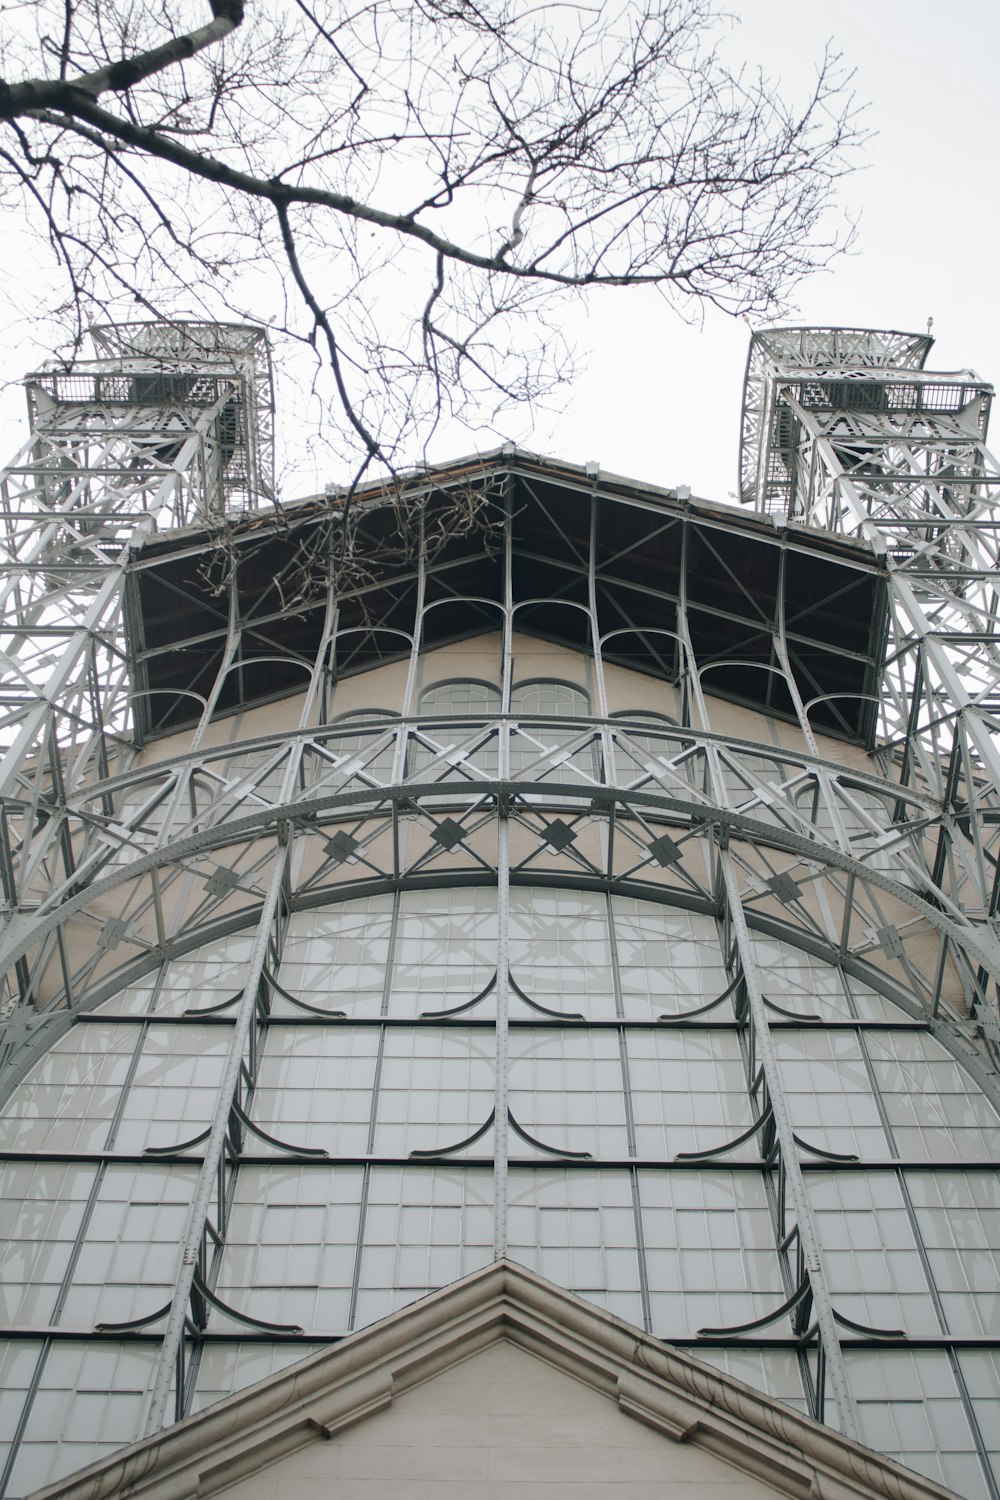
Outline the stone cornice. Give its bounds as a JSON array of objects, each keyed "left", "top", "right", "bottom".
[{"left": 29, "top": 1261, "right": 959, "bottom": 1500}]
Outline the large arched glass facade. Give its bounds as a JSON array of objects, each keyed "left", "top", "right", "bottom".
[
  {"left": 3, "top": 852, "right": 1000, "bottom": 1495},
  {"left": 4, "top": 410, "right": 1000, "bottom": 1499}
]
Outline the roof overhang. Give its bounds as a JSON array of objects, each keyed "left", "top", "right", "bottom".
[{"left": 125, "top": 449, "right": 888, "bottom": 746}]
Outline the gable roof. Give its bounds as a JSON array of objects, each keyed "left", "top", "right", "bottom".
[
  {"left": 31, "top": 1259, "right": 958, "bottom": 1500},
  {"left": 126, "top": 447, "right": 887, "bottom": 745}
]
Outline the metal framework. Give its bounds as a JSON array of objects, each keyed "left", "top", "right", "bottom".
[
  {"left": 741, "top": 328, "right": 1000, "bottom": 1044},
  {"left": 1, "top": 324, "right": 999, "bottom": 1499}
]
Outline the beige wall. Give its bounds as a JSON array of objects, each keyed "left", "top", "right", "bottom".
[
  {"left": 134, "top": 630, "right": 881, "bottom": 782},
  {"left": 215, "top": 1339, "right": 787, "bottom": 1500}
]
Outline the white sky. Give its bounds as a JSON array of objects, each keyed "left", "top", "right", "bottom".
[
  {"left": 2, "top": 0, "right": 998, "bottom": 506},
  {"left": 538, "top": 0, "right": 1000, "bottom": 504}
]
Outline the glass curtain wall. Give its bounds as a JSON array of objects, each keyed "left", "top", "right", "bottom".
[{"left": 1, "top": 880, "right": 999, "bottom": 1497}]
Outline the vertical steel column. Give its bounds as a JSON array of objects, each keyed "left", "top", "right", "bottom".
[
  {"left": 719, "top": 846, "right": 860, "bottom": 1439},
  {"left": 493, "top": 472, "right": 515, "bottom": 1257},
  {"left": 493, "top": 814, "right": 511, "bottom": 1258},
  {"left": 143, "top": 840, "right": 290, "bottom": 1434}
]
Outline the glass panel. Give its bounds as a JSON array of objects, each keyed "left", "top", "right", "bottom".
[
  {"left": 250, "top": 1028, "right": 380, "bottom": 1154},
  {"left": 374, "top": 1029, "right": 495, "bottom": 1156},
  {"left": 0, "top": 1023, "right": 140, "bottom": 1152},
  {"left": 59, "top": 1165, "right": 198, "bottom": 1328},
  {"left": 507, "top": 1168, "right": 643, "bottom": 1327},
  {"left": 0, "top": 1342, "right": 41, "bottom": 1479},
  {"left": 639, "top": 1171, "right": 784, "bottom": 1337},
  {"left": 0, "top": 1164, "right": 96, "bottom": 1325},
  {"left": 508, "top": 1030, "right": 628, "bottom": 1157},
  {"left": 774, "top": 1030, "right": 888, "bottom": 1157},
  {"left": 807, "top": 1173, "right": 939, "bottom": 1335},
  {"left": 609, "top": 716, "right": 686, "bottom": 791},
  {"left": 959, "top": 1351, "right": 1000, "bottom": 1487},
  {"left": 753, "top": 937, "right": 853, "bottom": 1022},
  {"left": 509, "top": 680, "right": 597, "bottom": 785},
  {"left": 864, "top": 1031, "right": 1000, "bottom": 1160},
  {"left": 614, "top": 899, "right": 726, "bottom": 1019},
  {"left": 511, "top": 682, "right": 589, "bottom": 716},
  {"left": 154, "top": 932, "right": 256, "bottom": 1017},
  {"left": 275, "top": 896, "right": 393, "bottom": 1017},
  {"left": 206, "top": 745, "right": 291, "bottom": 809},
  {"left": 116, "top": 1024, "right": 230, "bottom": 1151},
  {"left": 410, "top": 681, "right": 500, "bottom": 781},
  {"left": 509, "top": 888, "right": 614, "bottom": 1018},
  {"left": 847, "top": 1350, "right": 988, "bottom": 1500},
  {"left": 305, "top": 720, "right": 398, "bottom": 791},
  {"left": 908, "top": 1173, "right": 1000, "bottom": 1336},
  {"left": 8, "top": 1342, "right": 158, "bottom": 1497},
  {"left": 628, "top": 1031, "right": 753, "bottom": 1158},
  {"left": 94, "top": 934, "right": 257, "bottom": 1019},
  {"left": 354, "top": 1167, "right": 493, "bottom": 1327},
  {"left": 212, "top": 1165, "right": 365, "bottom": 1334},
  {"left": 419, "top": 681, "right": 500, "bottom": 714},
  {"left": 389, "top": 888, "right": 497, "bottom": 1018}
]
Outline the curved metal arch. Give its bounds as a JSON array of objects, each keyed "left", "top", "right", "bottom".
[
  {"left": 412, "top": 596, "right": 505, "bottom": 661},
  {"left": 327, "top": 707, "right": 401, "bottom": 724},
  {"left": 599, "top": 621, "right": 692, "bottom": 690},
  {"left": 5, "top": 840, "right": 999, "bottom": 1135},
  {"left": 330, "top": 624, "right": 415, "bottom": 649},
  {"left": 511, "top": 595, "right": 594, "bottom": 620},
  {"left": 609, "top": 711, "right": 681, "bottom": 735},
  {"left": 598, "top": 624, "right": 688, "bottom": 655},
  {"left": 215, "top": 652, "right": 314, "bottom": 681},
  {"left": 65, "top": 713, "right": 946, "bottom": 822},
  {"left": 127, "top": 685, "right": 211, "bottom": 718},
  {"left": 697, "top": 658, "right": 801, "bottom": 698},
  {"left": 5, "top": 779, "right": 996, "bottom": 984},
  {"left": 418, "top": 594, "right": 505, "bottom": 618},
  {"left": 421, "top": 971, "right": 498, "bottom": 1019},
  {"left": 802, "top": 689, "right": 887, "bottom": 735}
]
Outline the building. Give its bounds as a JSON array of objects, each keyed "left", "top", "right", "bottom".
[{"left": 0, "top": 322, "right": 998, "bottom": 1499}]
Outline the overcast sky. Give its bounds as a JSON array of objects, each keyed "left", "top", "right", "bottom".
[
  {"left": 2, "top": 0, "right": 998, "bottom": 507},
  {"left": 540, "top": 0, "right": 1000, "bottom": 505}
]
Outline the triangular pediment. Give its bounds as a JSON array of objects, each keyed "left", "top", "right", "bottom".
[{"left": 32, "top": 1261, "right": 957, "bottom": 1500}]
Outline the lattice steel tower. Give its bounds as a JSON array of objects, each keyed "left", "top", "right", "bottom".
[
  {"left": 0, "top": 323, "right": 999, "bottom": 1500},
  {"left": 741, "top": 327, "right": 1000, "bottom": 1051}
]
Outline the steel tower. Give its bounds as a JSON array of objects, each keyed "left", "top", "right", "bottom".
[{"left": 0, "top": 324, "right": 998, "bottom": 1500}]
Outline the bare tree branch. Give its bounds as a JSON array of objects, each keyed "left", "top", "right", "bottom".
[{"left": 0, "top": 0, "right": 866, "bottom": 479}]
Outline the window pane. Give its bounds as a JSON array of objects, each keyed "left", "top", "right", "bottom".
[
  {"left": 639, "top": 1171, "right": 784, "bottom": 1338},
  {"left": 9, "top": 1343, "right": 158, "bottom": 1497},
  {"left": 507, "top": 1168, "right": 642, "bottom": 1327}
]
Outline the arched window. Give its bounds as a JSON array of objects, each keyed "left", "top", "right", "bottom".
[
  {"left": 509, "top": 679, "right": 595, "bottom": 785},
  {"left": 419, "top": 679, "right": 501, "bottom": 716},
  {"left": 409, "top": 679, "right": 501, "bottom": 781}
]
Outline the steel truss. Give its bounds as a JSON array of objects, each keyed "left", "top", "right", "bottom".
[
  {"left": 1, "top": 324, "right": 1000, "bottom": 1495},
  {"left": 741, "top": 328, "right": 1000, "bottom": 1046}
]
